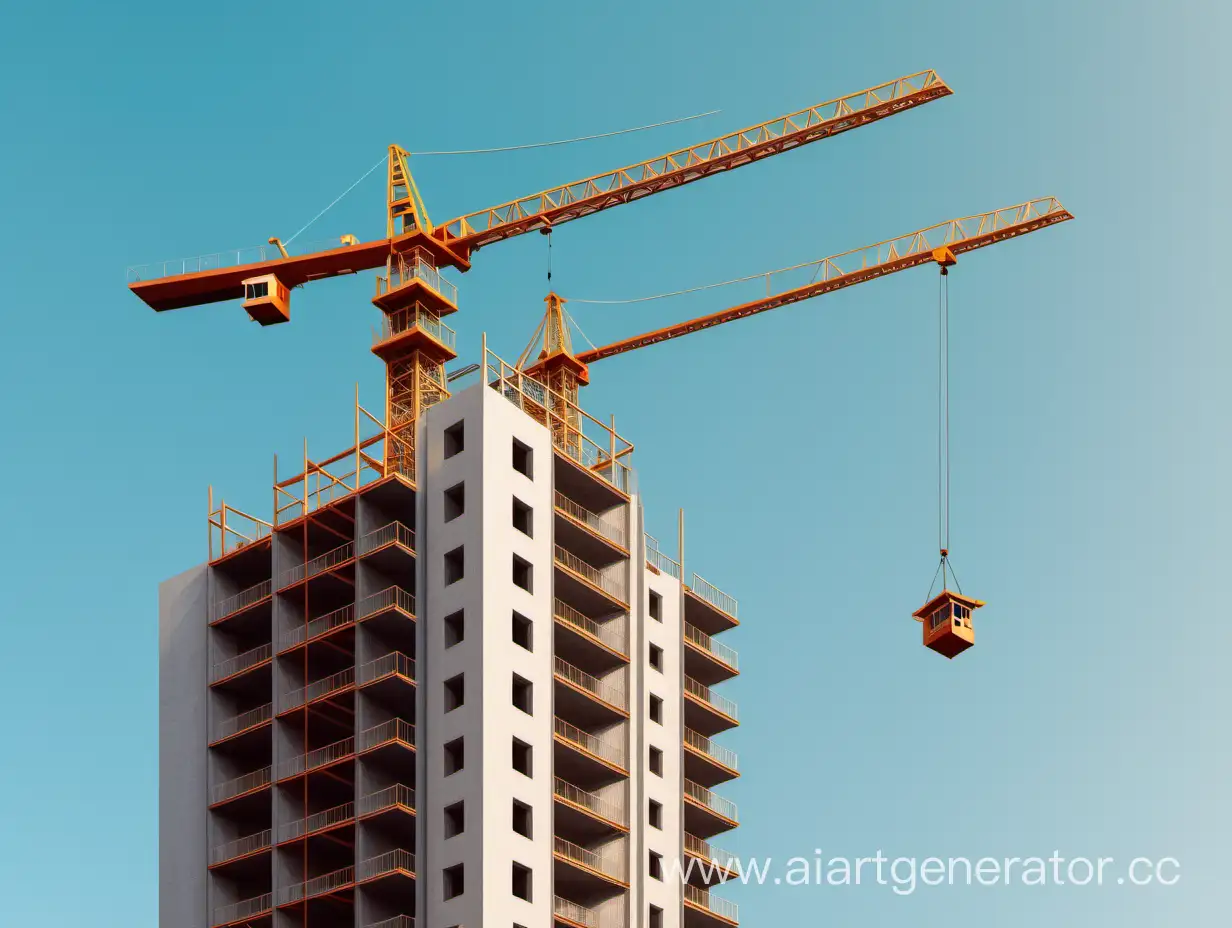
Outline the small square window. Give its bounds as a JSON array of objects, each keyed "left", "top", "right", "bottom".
[
  {"left": 512, "top": 799, "right": 532, "bottom": 838},
  {"left": 649, "top": 851, "right": 663, "bottom": 880},
  {"left": 649, "top": 746, "right": 663, "bottom": 776},
  {"left": 512, "top": 738, "right": 532, "bottom": 777},
  {"left": 649, "top": 644, "right": 663, "bottom": 672},
  {"left": 648, "top": 799, "right": 662, "bottom": 829},
  {"left": 512, "top": 611, "right": 533, "bottom": 651},
  {"left": 512, "top": 438, "right": 533, "bottom": 478},
  {"left": 444, "top": 421, "right": 464, "bottom": 459},
  {"left": 512, "top": 555, "right": 532, "bottom": 593},
  {"left": 649, "top": 905, "right": 663, "bottom": 928},
  {"left": 444, "top": 610, "right": 464, "bottom": 648},
  {"left": 444, "top": 673, "right": 465, "bottom": 712},
  {"left": 512, "top": 862, "right": 532, "bottom": 901},
  {"left": 445, "top": 546, "right": 464, "bottom": 585},
  {"left": 649, "top": 591, "right": 662, "bottom": 622},
  {"left": 444, "top": 737, "right": 464, "bottom": 776},
  {"left": 512, "top": 674, "right": 533, "bottom": 715},
  {"left": 444, "top": 482, "right": 465, "bottom": 522},
  {"left": 443, "top": 862, "right": 464, "bottom": 899},
  {"left": 512, "top": 497, "right": 533, "bottom": 537},
  {"left": 649, "top": 694, "right": 663, "bottom": 724},
  {"left": 444, "top": 801, "right": 464, "bottom": 838}
]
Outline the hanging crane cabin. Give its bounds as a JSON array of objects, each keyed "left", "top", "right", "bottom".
[{"left": 128, "top": 69, "right": 1072, "bottom": 656}]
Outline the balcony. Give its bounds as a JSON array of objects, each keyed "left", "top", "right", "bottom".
[
  {"left": 554, "top": 895, "right": 599, "bottom": 928},
  {"left": 553, "top": 835, "right": 628, "bottom": 886},
  {"left": 358, "top": 520, "right": 417, "bottom": 576},
  {"left": 358, "top": 847, "right": 416, "bottom": 885},
  {"left": 553, "top": 717, "right": 627, "bottom": 776},
  {"left": 277, "top": 864, "right": 354, "bottom": 907},
  {"left": 279, "top": 667, "right": 355, "bottom": 714},
  {"left": 684, "top": 884, "right": 739, "bottom": 927},
  {"left": 375, "top": 252, "right": 457, "bottom": 312},
  {"left": 684, "top": 833, "right": 740, "bottom": 884},
  {"left": 553, "top": 599, "right": 628, "bottom": 666},
  {"left": 365, "top": 918, "right": 414, "bottom": 928},
  {"left": 277, "top": 736, "right": 354, "bottom": 782},
  {"left": 685, "top": 573, "right": 739, "bottom": 634},
  {"left": 645, "top": 534, "right": 681, "bottom": 579},
  {"left": 372, "top": 302, "right": 457, "bottom": 361},
  {"left": 211, "top": 643, "right": 272, "bottom": 685},
  {"left": 555, "top": 544, "right": 629, "bottom": 610},
  {"left": 684, "top": 623, "right": 739, "bottom": 685},
  {"left": 359, "top": 783, "right": 416, "bottom": 824},
  {"left": 210, "top": 766, "right": 272, "bottom": 808},
  {"left": 684, "top": 676, "right": 739, "bottom": 736},
  {"left": 210, "top": 829, "right": 272, "bottom": 868},
  {"left": 279, "top": 541, "right": 355, "bottom": 590},
  {"left": 211, "top": 703, "right": 273, "bottom": 746},
  {"left": 211, "top": 579, "right": 272, "bottom": 628},
  {"left": 684, "top": 728, "right": 739, "bottom": 786},
  {"left": 358, "top": 718, "right": 416, "bottom": 771},
  {"left": 553, "top": 776, "right": 628, "bottom": 835},
  {"left": 279, "top": 603, "right": 355, "bottom": 653},
  {"left": 684, "top": 779, "right": 738, "bottom": 838},
  {"left": 554, "top": 656, "right": 628, "bottom": 724},
  {"left": 358, "top": 651, "right": 416, "bottom": 705},
  {"left": 279, "top": 799, "right": 355, "bottom": 844},
  {"left": 358, "top": 586, "right": 416, "bottom": 640},
  {"left": 554, "top": 491, "right": 627, "bottom": 561},
  {"left": 213, "top": 892, "right": 272, "bottom": 927}
]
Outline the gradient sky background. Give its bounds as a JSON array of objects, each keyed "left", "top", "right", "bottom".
[{"left": 1, "top": 1, "right": 1229, "bottom": 925}]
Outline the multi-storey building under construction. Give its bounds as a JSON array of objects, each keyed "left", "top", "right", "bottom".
[{"left": 158, "top": 254, "right": 743, "bottom": 928}]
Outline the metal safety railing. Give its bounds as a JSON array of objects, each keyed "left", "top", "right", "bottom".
[
  {"left": 359, "top": 718, "right": 416, "bottom": 752},
  {"left": 553, "top": 599, "right": 628, "bottom": 656},
  {"left": 359, "top": 651, "right": 416, "bottom": 687},
  {"left": 210, "top": 766, "right": 272, "bottom": 805},
  {"left": 280, "top": 667, "right": 355, "bottom": 712},
  {"left": 212, "top": 703, "right": 272, "bottom": 743},
  {"left": 685, "top": 676, "right": 739, "bottom": 721},
  {"left": 358, "top": 848, "right": 416, "bottom": 881},
  {"left": 127, "top": 235, "right": 349, "bottom": 283},
  {"left": 364, "top": 917, "right": 414, "bottom": 928},
  {"left": 278, "top": 736, "right": 354, "bottom": 780},
  {"left": 645, "top": 534, "right": 681, "bottom": 579},
  {"left": 685, "top": 833, "right": 741, "bottom": 872},
  {"left": 685, "top": 779, "right": 739, "bottom": 822},
  {"left": 280, "top": 603, "right": 355, "bottom": 651},
  {"left": 359, "top": 783, "right": 416, "bottom": 817},
  {"left": 553, "top": 836, "right": 626, "bottom": 881},
  {"left": 278, "top": 864, "right": 354, "bottom": 905},
  {"left": 554, "top": 896, "right": 599, "bottom": 928},
  {"left": 373, "top": 302, "right": 457, "bottom": 351},
  {"left": 359, "top": 520, "right": 417, "bottom": 556},
  {"left": 690, "top": 573, "right": 739, "bottom": 619},
  {"left": 211, "top": 643, "right": 271, "bottom": 683},
  {"left": 684, "top": 623, "right": 739, "bottom": 671},
  {"left": 553, "top": 717, "right": 626, "bottom": 769},
  {"left": 553, "top": 776, "right": 627, "bottom": 826},
  {"left": 684, "top": 884, "right": 739, "bottom": 922},
  {"left": 376, "top": 253, "right": 457, "bottom": 307},
  {"left": 212, "top": 892, "right": 272, "bottom": 926},
  {"left": 685, "top": 728, "right": 739, "bottom": 771},
  {"left": 279, "top": 800, "right": 354, "bottom": 843},
  {"left": 359, "top": 585, "right": 416, "bottom": 620},
  {"left": 554, "top": 656, "right": 627, "bottom": 711},
  {"left": 555, "top": 545, "right": 628, "bottom": 602},
  {"left": 281, "top": 541, "right": 355, "bottom": 588},
  {"left": 212, "top": 579, "right": 271, "bottom": 623},
  {"left": 554, "top": 491, "right": 626, "bottom": 547},
  {"left": 210, "top": 829, "right": 271, "bottom": 865}
]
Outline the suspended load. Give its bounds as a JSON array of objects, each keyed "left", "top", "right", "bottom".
[{"left": 913, "top": 582, "right": 985, "bottom": 659}]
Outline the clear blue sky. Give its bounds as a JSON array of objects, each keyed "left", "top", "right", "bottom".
[{"left": 1, "top": 1, "right": 1228, "bottom": 925}]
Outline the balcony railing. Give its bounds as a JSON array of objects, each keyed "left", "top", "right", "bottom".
[
  {"left": 685, "top": 729, "right": 739, "bottom": 772},
  {"left": 359, "top": 783, "right": 416, "bottom": 817},
  {"left": 554, "top": 717, "right": 626, "bottom": 769},
  {"left": 279, "top": 800, "right": 354, "bottom": 843},
  {"left": 645, "top": 534, "right": 681, "bottom": 579},
  {"left": 212, "top": 703, "right": 272, "bottom": 742},
  {"left": 211, "top": 643, "right": 271, "bottom": 683},
  {"left": 359, "top": 585, "right": 416, "bottom": 619},
  {"left": 278, "top": 864, "right": 354, "bottom": 905},
  {"left": 210, "top": 829, "right": 271, "bottom": 865},
  {"left": 553, "top": 836, "right": 626, "bottom": 882},
  {"left": 685, "top": 779, "right": 739, "bottom": 823},
  {"left": 376, "top": 253, "right": 457, "bottom": 307},
  {"left": 359, "top": 718, "right": 416, "bottom": 752},
  {"left": 684, "top": 624, "right": 739, "bottom": 671},
  {"left": 373, "top": 302, "right": 457, "bottom": 351},
  {"left": 359, "top": 651, "right": 416, "bottom": 686},
  {"left": 554, "top": 491, "right": 626, "bottom": 547},
  {"left": 281, "top": 541, "right": 354, "bottom": 587},
  {"left": 684, "top": 884, "right": 739, "bottom": 923},
  {"left": 690, "top": 573, "right": 739, "bottom": 619},
  {"left": 555, "top": 545, "right": 628, "bottom": 603},
  {"left": 364, "top": 917, "right": 414, "bottom": 928},
  {"left": 213, "top": 892, "right": 271, "bottom": 926},
  {"left": 280, "top": 667, "right": 355, "bottom": 712},
  {"left": 554, "top": 895, "right": 599, "bottom": 928},
  {"left": 554, "top": 776, "right": 626, "bottom": 826},
  {"left": 210, "top": 766, "right": 271, "bottom": 805},
  {"left": 554, "top": 657, "right": 627, "bottom": 711},
  {"left": 212, "top": 579, "right": 271, "bottom": 622},
  {"left": 685, "top": 676, "right": 739, "bottom": 721},
  {"left": 358, "top": 847, "right": 416, "bottom": 881},
  {"left": 360, "top": 520, "right": 417, "bottom": 556},
  {"left": 553, "top": 599, "right": 628, "bottom": 656},
  {"left": 278, "top": 736, "right": 354, "bottom": 780},
  {"left": 281, "top": 603, "right": 354, "bottom": 650},
  {"left": 685, "top": 833, "right": 740, "bottom": 872}
]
